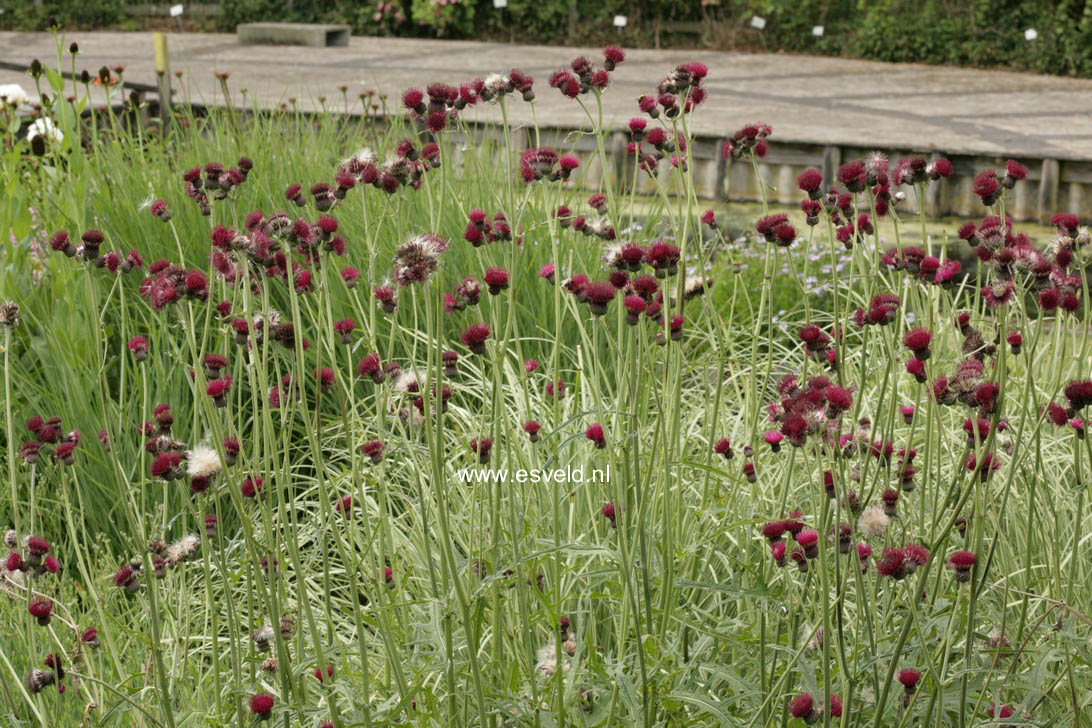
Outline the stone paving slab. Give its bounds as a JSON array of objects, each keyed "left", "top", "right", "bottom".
[{"left": 3, "top": 31, "right": 1092, "bottom": 161}]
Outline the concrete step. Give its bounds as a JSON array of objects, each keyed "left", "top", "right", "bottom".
[{"left": 237, "top": 23, "right": 351, "bottom": 48}]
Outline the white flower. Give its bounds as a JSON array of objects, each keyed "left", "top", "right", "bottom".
[
  {"left": 535, "top": 643, "right": 559, "bottom": 676},
  {"left": 186, "top": 445, "right": 222, "bottom": 479},
  {"left": 346, "top": 147, "right": 377, "bottom": 167},
  {"left": 602, "top": 243, "right": 623, "bottom": 267},
  {"left": 0, "top": 84, "right": 30, "bottom": 110},
  {"left": 252, "top": 625, "right": 275, "bottom": 650},
  {"left": 165, "top": 534, "right": 201, "bottom": 565},
  {"left": 483, "top": 73, "right": 509, "bottom": 98},
  {"left": 26, "top": 118, "right": 63, "bottom": 144},
  {"left": 684, "top": 275, "right": 713, "bottom": 298},
  {"left": 394, "top": 370, "right": 424, "bottom": 394},
  {"left": 858, "top": 504, "right": 890, "bottom": 540}
]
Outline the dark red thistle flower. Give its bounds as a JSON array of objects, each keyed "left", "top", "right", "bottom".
[
  {"left": 601, "top": 502, "right": 616, "bottom": 526},
  {"left": 837, "top": 160, "right": 867, "bottom": 192},
  {"left": 984, "top": 279, "right": 1015, "bottom": 307},
  {"left": 1002, "top": 159, "right": 1027, "bottom": 188},
  {"left": 250, "top": 693, "right": 275, "bottom": 720},
  {"left": 879, "top": 488, "right": 899, "bottom": 517},
  {"left": 470, "top": 437, "right": 492, "bottom": 464},
  {"left": 742, "top": 461, "right": 756, "bottom": 483},
  {"left": 26, "top": 536, "right": 51, "bottom": 562},
  {"left": 114, "top": 564, "right": 139, "bottom": 591},
  {"left": 484, "top": 267, "right": 509, "bottom": 295},
  {"left": 788, "top": 693, "right": 818, "bottom": 723},
  {"left": 460, "top": 323, "right": 491, "bottom": 355},
  {"left": 667, "top": 314, "right": 685, "bottom": 341},
  {"left": 241, "top": 476, "right": 263, "bottom": 499},
  {"left": 314, "top": 664, "right": 334, "bottom": 682},
  {"left": 1063, "top": 379, "right": 1092, "bottom": 411},
  {"left": 770, "top": 540, "right": 787, "bottom": 566},
  {"left": 603, "top": 44, "right": 625, "bottom": 70},
  {"left": 824, "top": 386, "right": 852, "bottom": 415},
  {"left": 340, "top": 266, "right": 360, "bottom": 288},
  {"left": 796, "top": 529, "right": 819, "bottom": 559},
  {"left": 524, "top": 420, "right": 541, "bottom": 442},
  {"left": 1050, "top": 212, "right": 1080, "bottom": 235},
  {"left": 284, "top": 183, "right": 304, "bottom": 207},
  {"left": 1037, "top": 288, "right": 1061, "bottom": 312},
  {"left": 426, "top": 111, "right": 447, "bottom": 133},
  {"left": 314, "top": 367, "right": 335, "bottom": 392},
  {"left": 128, "top": 336, "right": 149, "bottom": 361},
  {"left": 973, "top": 169, "right": 999, "bottom": 205},
  {"left": 714, "top": 438, "right": 734, "bottom": 460},
  {"left": 876, "top": 547, "right": 908, "bottom": 580},
  {"left": 441, "top": 350, "right": 459, "bottom": 377},
  {"left": 645, "top": 241, "right": 681, "bottom": 276},
  {"left": 54, "top": 441, "right": 75, "bottom": 465},
  {"left": 361, "top": 440, "right": 384, "bottom": 464},
  {"left": 374, "top": 285, "right": 397, "bottom": 313},
  {"left": 898, "top": 668, "right": 921, "bottom": 698},
  {"left": 5, "top": 551, "right": 23, "bottom": 571},
  {"left": 904, "top": 543, "right": 930, "bottom": 572},
  {"left": 585, "top": 423, "right": 605, "bottom": 448},
  {"left": 20, "top": 441, "right": 42, "bottom": 463},
  {"left": 333, "top": 318, "right": 356, "bottom": 344},
  {"left": 206, "top": 377, "right": 232, "bottom": 407},
  {"left": 150, "top": 451, "right": 182, "bottom": 480},
  {"left": 903, "top": 328, "right": 933, "bottom": 360},
  {"left": 584, "top": 281, "right": 616, "bottom": 316},
  {"left": 905, "top": 357, "right": 927, "bottom": 383},
  {"left": 946, "top": 550, "right": 976, "bottom": 582},
  {"left": 28, "top": 598, "right": 52, "bottom": 626},
  {"left": 761, "top": 521, "right": 787, "bottom": 542},
  {"left": 1045, "top": 402, "right": 1069, "bottom": 427},
  {"left": 763, "top": 430, "right": 783, "bottom": 452},
  {"left": 796, "top": 167, "right": 823, "bottom": 199},
  {"left": 80, "top": 627, "right": 100, "bottom": 647}
]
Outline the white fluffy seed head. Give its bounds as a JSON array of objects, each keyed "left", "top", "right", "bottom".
[
  {"left": 165, "top": 534, "right": 201, "bottom": 565},
  {"left": 535, "top": 643, "right": 558, "bottom": 676},
  {"left": 858, "top": 504, "right": 890, "bottom": 539},
  {"left": 186, "top": 445, "right": 222, "bottom": 479}
]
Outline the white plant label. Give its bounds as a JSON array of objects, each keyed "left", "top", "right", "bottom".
[
  {"left": 613, "top": 15, "right": 628, "bottom": 28},
  {"left": 1024, "top": 28, "right": 1037, "bottom": 41},
  {"left": 169, "top": 4, "right": 184, "bottom": 17},
  {"left": 750, "top": 15, "right": 766, "bottom": 30},
  {"left": 812, "top": 25, "right": 824, "bottom": 36},
  {"left": 493, "top": 0, "right": 507, "bottom": 7}
]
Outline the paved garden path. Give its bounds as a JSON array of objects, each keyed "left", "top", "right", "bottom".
[{"left": 3, "top": 31, "right": 1092, "bottom": 161}]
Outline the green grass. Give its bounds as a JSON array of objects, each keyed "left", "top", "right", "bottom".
[{"left": 1, "top": 49, "right": 1092, "bottom": 728}]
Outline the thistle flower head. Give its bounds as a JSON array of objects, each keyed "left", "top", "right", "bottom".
[
  {"left": 585, "top": 423, "right": 605, "bottom": 448},
  {"left": 947, "top": 550, "right": 976, "bottom": 582},
  {"left": 26, "top": 668, "right": 55, "bottom": 694},
  {"left": 897, "top": 668, "right": 921, "bottom": 691},
  {"left": 460, "top": 323, "right": 491, "bottom": 354},
  {"left": 249, "top": 693, "right": 275, "bottom": 720},
  {"left": 392, "top": 233, "right": 447, "bottom": 286},
  {"left": 788, "top": 693, "right": 817, "bottom": 722}
]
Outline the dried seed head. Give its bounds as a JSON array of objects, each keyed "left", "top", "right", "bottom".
[{"left": 0, "top": 301, "right": 19, "bottom": 328}]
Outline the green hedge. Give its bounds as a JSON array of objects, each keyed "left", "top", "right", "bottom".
[{"left": 4, "top": 0, "right": 1092, "bottom": 78}]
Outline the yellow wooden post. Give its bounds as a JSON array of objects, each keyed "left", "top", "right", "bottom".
[{"left": 153, "top": 32, "right": 171, "bottom": 123}]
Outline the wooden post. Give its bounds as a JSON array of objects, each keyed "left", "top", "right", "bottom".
[{"left": 153, "top": 31, "right": 171, "bottom": 124}]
